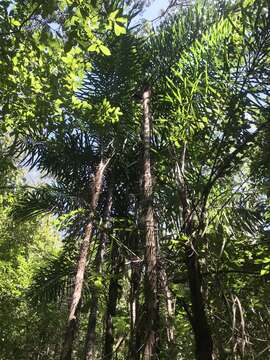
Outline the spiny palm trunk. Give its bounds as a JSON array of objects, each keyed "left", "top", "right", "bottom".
[
  {"left": 84, "top": 188, "right": 113, "bottom": 360},
  {"left": 141, "top": 87, "right": 159, "bottom": 360},
  {"left": 61, "top": 158, "right": 110, "bottom": 360},
  {"left": 186, "top": 244, "right": 213, "bottom": 360},
  {"left": 103, "top": 240, "right": 122, "bottom": 360}
]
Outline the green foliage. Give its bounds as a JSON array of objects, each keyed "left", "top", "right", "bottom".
[
  {"left": 0, "top": 170, "right": 63, "bottom": 359},
  {"left": 0, "top": 0, "right": 127, "bottom": 142},
  {"left": 1, "top": 0, "right": 270, "bottom": 359}
]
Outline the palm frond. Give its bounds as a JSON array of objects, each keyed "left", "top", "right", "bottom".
[
  {"left": 11, "top": 184, "right": 81, "bottom": 221},
  {"left": 28, "top": 251, "right": 74, "bottom": 304}
]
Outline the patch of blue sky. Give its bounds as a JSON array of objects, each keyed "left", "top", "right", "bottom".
[
  {"left": 143, "top": 0, "right": 170, "bottom": 21},
  {"left": 130, "top": 0, "right": 170, "bottom": 28}
]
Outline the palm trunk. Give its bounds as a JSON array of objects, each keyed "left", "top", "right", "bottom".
[
  {"left": 61, "top": 158, "right": 110, "bottom": 360},
  {"left": 103, "top": 240, "right": 122, "bottom": 360},
  {"left": 160, "top": 267, "right": 177, "bottom": 359},
  {"left": 186, "top": 244, "right": 213, "bottom": 360},
  {"left": 175, "top": 142, "right": 213, "bottom": 360},
  {"left": 84, "top": 288, "right": 98, "bottom": 360},
  {"left": 128, "top": 254, "right": 142, "bottom": 359},
  {"left": 84, "top": 188, "right": 113, "bottom": 360},
  {"left": 141, "top": 87, "right": 159, "bottom": 360}
]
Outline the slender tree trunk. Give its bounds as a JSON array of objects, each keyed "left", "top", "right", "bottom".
[
  {"left": 84, "top": 288, "right": 98, "bottom": 360},
  {"left": 175, "top": 142, "right": 213, "bottom": 360},
  {"left": 103, "top": 240, "right": 122, "bottom": 360},
  {"left": 84, "top": 188, "right": 113, "bottom": 360},
  {"left": 186, "top": 244, "right": 213, "bottom": 360},
  {"left": 160, "top": 267, "right": 177, "bottom": 359},
  {"left": 128, "top": 254, "right": 142, "bottom": 359},
  {"left": 141, "top": 87, "right": 159, "bottom": 360},
  {"left": 61, "top": 158, "right": 110, "bottom": 360}
]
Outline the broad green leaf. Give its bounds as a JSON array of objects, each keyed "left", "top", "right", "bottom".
[
  {"left": 114, "top": 23, "right": 126, "bottom": 36},
  {"left": 100, "top": 45, "right": 111, "bottom": 56}
]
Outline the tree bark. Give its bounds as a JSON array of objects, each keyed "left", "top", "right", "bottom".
[
  {"left": 61, "top": 158, "right": 110, "bottom": 360},
  {"left": 141, "top": 87, "right": 159, "bottom": 360},
  {"left": 160, "top": 267, "right": 177, "bottom": 359},
  {"left": 175, "top": 141, "right": 213, "bottom": 360},
  {"left": 103, "top": 240, "right": 122, "bottom": 360},
  {"left": 186, "top": 245, "right": 213, "bottom": 360},
  {"left": 84, "top": 187, "right": 113, "bottom": 360},
  {"left": 128, "top": 253, "right": 142, "bottom": 359}
]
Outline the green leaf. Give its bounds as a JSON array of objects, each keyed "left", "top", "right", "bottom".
[
  {"left": 260, "top": 267, "right": 269, "bottom": 276},
  {"left": 114, "top": 23, "right": 126, "bottom": 36},
  {"left": 109, "top": 10, "right": 119, "bottom": 21},
  {"left": 116, "top": 17, "right": 127, "bottom": 24},
  {"left": 88, "top": 44, "right": 98, "bottom": 52},
  {"left": 100, "top": 45, "right": 111, "bottom": 56}
]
